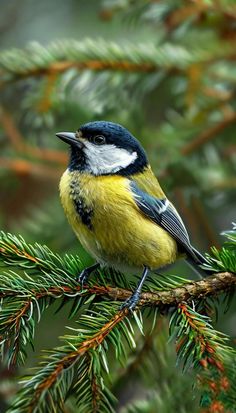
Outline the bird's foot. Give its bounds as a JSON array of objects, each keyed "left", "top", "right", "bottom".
[
  {"left": 76, "top": 263, "right": 100, "bottom": 290},
  {"left": 76, "top": 269, "right": 90, "bottom": 289},
  {"left": 121, "top": 291, "right": 140, "bottom": 312}
]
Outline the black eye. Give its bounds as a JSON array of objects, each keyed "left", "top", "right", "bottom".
[{"left": 92, "top": 135, "right": 106, "bottom": 145}]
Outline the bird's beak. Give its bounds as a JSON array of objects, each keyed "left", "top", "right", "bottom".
[{"left": 56, "top": 132, "right": 83, "bottom": 148}]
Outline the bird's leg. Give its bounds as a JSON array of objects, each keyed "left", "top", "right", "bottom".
[
  {"left": 122, "top": 266, "right": 149, "bottom": 311},
  {"left": 77, "top": 262, "right": 100, "bottom": 289}
]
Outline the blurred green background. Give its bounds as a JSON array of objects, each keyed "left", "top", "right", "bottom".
[{"left": 0, "top": 0, "right": 236, "bottom": 411}]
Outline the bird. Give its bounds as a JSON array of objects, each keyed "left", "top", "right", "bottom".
[{"left": 56, "top": 121, "right": 210, "bottom": 310}]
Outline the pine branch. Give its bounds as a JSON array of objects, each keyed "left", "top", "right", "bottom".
[
  {"left": 0, "top": 230, "right": 235, "bottom": 368},
  {"left": 170, "top": 303, "right": 236, "bottom": 411},
  {"left": 0, "top": 227, "right": 234, "bottom": 411},
  {"left": 0, "top": 268, "right": 234, "bottom": 366},
  {"left": 0, "top": 38, "right": 235, "bottom": 86},
  {"left": 1, "top": 266, "right": 234, "bottom": 367},
  {"left": 101, "top": 0, "right": 236, "bottom": 25},
  {"left": 8, "top": 304, "right": 130, "bottom": 413},
  {"left": 1, "top": 2, "right": 236, "bottom": 410},
  {"left": 0, "top": 231, "right": 235, "bottom": 306},
  {"left": 8, "top": 301, "right": 235, "bottom": 413},
  {"left": 1, "top": 271, "right": 235, "bottom": 308},
  {"left": 170, "top": 304, "right": 230, "bottom": 369}
]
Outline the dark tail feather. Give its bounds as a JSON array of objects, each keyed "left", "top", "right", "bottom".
[{"left": 186, "top": 247, "right": 214, "bottom": 278}]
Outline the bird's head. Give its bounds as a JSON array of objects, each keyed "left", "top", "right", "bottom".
[{"left": 56, "top": 121, "right": 148, "bottom": 176}]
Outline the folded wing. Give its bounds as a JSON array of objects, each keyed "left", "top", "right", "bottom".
[{"left": 130, "top": 181, "right": 206, "bottom": 266}]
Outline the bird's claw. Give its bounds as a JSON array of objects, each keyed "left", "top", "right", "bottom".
[
  {"left": 76, "top": 263, "right": 100, "bottom": 289},
  {"left": 121, "top": 291, "right": 140, "bottom": 312},
  {"left": 77, "top": 269, "right": 89, "bottom": 289}
]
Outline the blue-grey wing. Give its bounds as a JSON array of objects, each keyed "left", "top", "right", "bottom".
[{"left": 130, "top": 181, "right": 202, "bottom": 262}]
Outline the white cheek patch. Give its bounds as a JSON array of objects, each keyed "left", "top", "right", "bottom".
[{"left": 83, "top": 142, "right": 138, "bottom": 175}]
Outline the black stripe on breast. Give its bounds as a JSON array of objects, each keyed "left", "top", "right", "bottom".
[{"left": 70, "top": 181, "right": 93, "bottom": 230}]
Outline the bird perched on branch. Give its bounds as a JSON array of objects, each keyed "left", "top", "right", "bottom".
[{"left": 57, "top": 121, "right": 210, "bottom": 310}]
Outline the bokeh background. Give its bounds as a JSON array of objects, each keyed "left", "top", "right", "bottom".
[{"left": 0, "top": 0, "right": 236, "bottom": 411}]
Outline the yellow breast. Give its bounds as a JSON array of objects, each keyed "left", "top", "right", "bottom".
[{"left": 59, "top": 168, "right": 178, "bottom": 272}]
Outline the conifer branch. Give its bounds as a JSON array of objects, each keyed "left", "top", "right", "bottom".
[
  {"left": 0, "top": 39, "right": 235, "bottom": 86},
  {"left": 8, "top": 298, "right": 236, "bottom": 412},
  {"left": 0, "top": 226, "right": 234, "bottom": 411},
  {"left": 0, "top": 230, "right": 235, "bottom": 370},
  {"left": 1, "top": 2, "right": 236, "bottom": 411},
  {"left": 0, "top": 271, "right": 235, "bottom": 308},
  {"left": 170, "top": 303, "right": 236, "bottom": 410},
  {"left": 30, "top": 309, "right": 127, "bottom": 411},
  {"left": 8, "top": 303, "right": 129, "bottom": 413},
  {"left": 0, "top": 231, "right": 235, "bottom": 308},
  {"left": 181, "top": 112, "right": 236, "bottom": 155}
]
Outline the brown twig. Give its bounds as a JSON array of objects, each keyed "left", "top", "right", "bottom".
[
  {"left": 21, "top": 147, "right": 67, "bottom": 164},
  {"left": 0, "top": 60, "right": 161, "bottom": 90},
  {"left": 0, "top": 272, "right": 235, "bottom": 309},
  {"left": 0, "top": 158, "right": 62, "bottom": 179},
  {"left": 0, "top": 106, "right": 26, "bottom": 152},
  {"left": 4, "top": 300, "right": 31, "bottom": 365},
  {"left": 34, "top": 271, "right": 236, "bottom": 307},
  {"left": 178, "top": 303, "right": 231, "bottom": 413},
  {"left": 91, "top": 370, "right": 101, "bottom": 413},
  {"left": 30, "top": 309, "right": 128, "bottom": 412},
  {"left": 0, "top": 243, "right": 235, "bottom": 307},
  {"left": 165, "top": 4, "right": 205, "bottom": 30},
  {"left": 211, "top": 178, "right": 236, "bottom": 190},
  {"left": 0, "top": 106, "right": 67, "bottom": 165},
  {"left": 25, "top": 273, "right": 235, "bottom": 411},
  {"left": 36, "top": 72, "right": 58, "bottom": 113},
  {"left": 181, "top": 112, "right": 236, "bottom": 155}
]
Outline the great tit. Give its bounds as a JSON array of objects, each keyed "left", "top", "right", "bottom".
[{"left": 57, "top": 121, "right": 210, "bottom": 310}]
